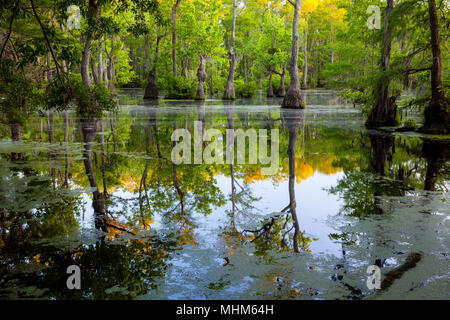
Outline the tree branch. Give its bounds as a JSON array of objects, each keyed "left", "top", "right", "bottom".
[{"left": 0, "top": 0, "right": 20, "bottom": 59}]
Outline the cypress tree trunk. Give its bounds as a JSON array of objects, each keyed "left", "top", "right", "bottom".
[
  {"left": 420, "top": 0, "right": 450, "bottom": 134},
  {"left": 196, "top": 55, "right": 207, "bottom": 100},
  {"left": 81, "top": 39, "right": 92, "bottom": 87},
  {"left": 144, "top": 33, "right": 162, "bottom": 99},
  {"left": 366, "top": 0, "right": 398, "bottom": 128},
  {"left": 282, "top": 0, "right": 305, "bottom": 109},
  {"left": 276, "top": 62, "right": 286, "bottom": 97},
  {"left": 302, "top": 17, "right": 308, "bottom": 89},
  {"left": 223, "top": 0, "right": 236, "bottom": 100},
  {"left": 267, "top": 72, "right": 274, "bottom": 97}
]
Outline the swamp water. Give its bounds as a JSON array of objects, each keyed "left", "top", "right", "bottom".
[{"left": 0, "top": 90, "right": 448, "bottom": 300}]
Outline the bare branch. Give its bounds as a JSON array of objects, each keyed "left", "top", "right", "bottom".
[{"left": 0, "top": 1, "right": 20, "bottom": 59}]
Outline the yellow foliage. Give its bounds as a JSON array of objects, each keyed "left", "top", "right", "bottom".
[{"left": 301, "top": 0, "right": 320, "bottom": 15}]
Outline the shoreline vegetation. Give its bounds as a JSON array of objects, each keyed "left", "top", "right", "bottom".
[{"left": 1, "top": 0, "right": 449, "bottom": 141}]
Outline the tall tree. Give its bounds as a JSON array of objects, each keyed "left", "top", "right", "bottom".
[
  {"left": 282, "top": 0, "right": 305, "bottom": 109},
  {"left": 420, "top": 0, "right": 449, "bottom": 134},
  {"left": 366, "top": 0, "right": 398, "bottom": 128},
  {"left": 172, "top": 0, "right": 182, "bottom": 77},
  {"left": 223, "top": 0, "right": 237, "bottom": 100}
]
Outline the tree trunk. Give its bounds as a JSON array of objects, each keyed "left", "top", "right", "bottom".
[
  {"left": 80, "top": 0, "right": 101, "bottom": 88},
  {"left": 81, "top": 39, "right": 92, "bottom": 87},
  {"left": 10, "top": 123, "right": 22, "bottom": 142},
  {"left": 267, "top": 72, "right": 274, "bottom": 97},
  {"left": 420, "top": 0, "right": 450, "bottom": 134},
  {"left": 144, "top": 34, "right": 162, "bottom": 99},
  {"left": 46, "top": 53, "right": 54, "bottom": 144},
  {"left": 172, "top": 0, "right": 181, "bottom": 77},
  {"left": 223, "top": 0, "right": 236, "bottom": 100},
  {"left": 276, "top": 62, "right": 286, "bottom": 97},
  {"left": 282, "top": 0, "right": 304, "bottom": 109},
  {"left": 302, "top": 18, "right": 308, "bottom": 89},
  {"left": 422, "top": 139, "right": 448, "bottom": 191},
  {"left": 196, "top": 54, "right": 207, "bottom": 100},
  {"left": 98, "top": 37, "right": 103, "bottom": 83},
  {"left": 366, "top": 0, "right": 397, "bottom": 127},
  {"left": 281, "top": 109, "right": 302, "bottom": 252},
  {"left": 80, "top": 118, "right": 106, "bottom": 231}
]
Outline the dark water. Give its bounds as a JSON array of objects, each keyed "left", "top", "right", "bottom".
[{"left": 0, "top": 90, "right": 449, "bottom": 300}]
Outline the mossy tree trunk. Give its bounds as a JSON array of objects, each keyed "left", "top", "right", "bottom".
[
  {"left": 366, "top": 0, "right": 398, "bottom": 128},
  {"left": 196, "top": 54, "right": 207, "bottom": 100}
]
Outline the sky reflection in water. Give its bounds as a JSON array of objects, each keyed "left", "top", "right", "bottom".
[{"left": 0, "top": 90, "right": 448, "bottom": 300}]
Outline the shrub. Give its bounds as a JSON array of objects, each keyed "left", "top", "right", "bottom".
[
  {"left": 235, "top": 78, "right": 257, "bottom": 98},
  {"left": 164, "top": 75, "right": 197, "bottom": 99},
  {"left": 402, "top": 118, "right": 419, "bottom": 130}
]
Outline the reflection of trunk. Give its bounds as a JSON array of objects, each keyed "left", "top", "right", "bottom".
[
  {"left": 225, "top": 103, "right": 236, "bottom": 224},
  {"left": 149, "top": 103, "right": 162, "bottom": 158},
  {"left": 196, "top": 55, "right": 207, "bottom": 100},
  {"left": 282, "top": 0, "right": 304, "bottom": 109},
  {"left": 366, "top": 0, "right": 397, "bottom": 127},
  {"left": 144, "top": 32, "right": 164, "bottom": 99},
  {"left": 421, "top": 0, "right": 450, "bottom": 134},
  {"left": 422, "top": 139, "right": 449, "bottom": 191},
  {"left": 172, "top": 123, "right": 185, "bottom": 214},
  {"left": 197, "top": 100, "right": 206, "bottom": 141},
  {"left": 223, "top": 0, "right": 236, "bottom": 100},
  {"left": 48, "top": 112, "right": 54, "bottom": 144},
  {"left": 276, "top": 62, "right": 286, "bottom": 97},
  {"left": 10, "top": 123, "right": 23, "bottom": 161},
  {"left": 81, "top": 0, "right": 101, "bottom": 88},
  {"left": 369, "top": 133, "right": 394, "bottom": 176},
  {"left": 63, "top": 111, "right": 69, "bottom": 188},
  {"left": 267, "top": 73, "right": 274, "bottom": 97},
  {"left": 139, "top": 125, "right": 151, "bottom": 228},
  {"left": 281, "top": 110, "right": 302, "bottom": 252},
  {"left": 380, "top": 253, "right": 422, "bottom": 291},
  {"left": 80, "top": 118, "right": 106, "bottom": 232},
  {"left": 100, "top": 121, "right": 107, "bottom": 197}
]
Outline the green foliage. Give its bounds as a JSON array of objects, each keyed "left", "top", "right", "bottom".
[
  {"left": 162, "top": 75, "right": 197, "bottom": 99},
  {"left": 234, "top": 78, "right": 257, "bottom": 98},
  {"left": 69, "top": 74, "right": 117, "bottom": 118},
  {"left": 402, "top": 118, "right": 419, "bottom": 130},
  {"left": 0, "top": 60, "right": 45, "bottom": 124},
  {"left": 338, "top": 88, "right": 369, "bottom": 106}
]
